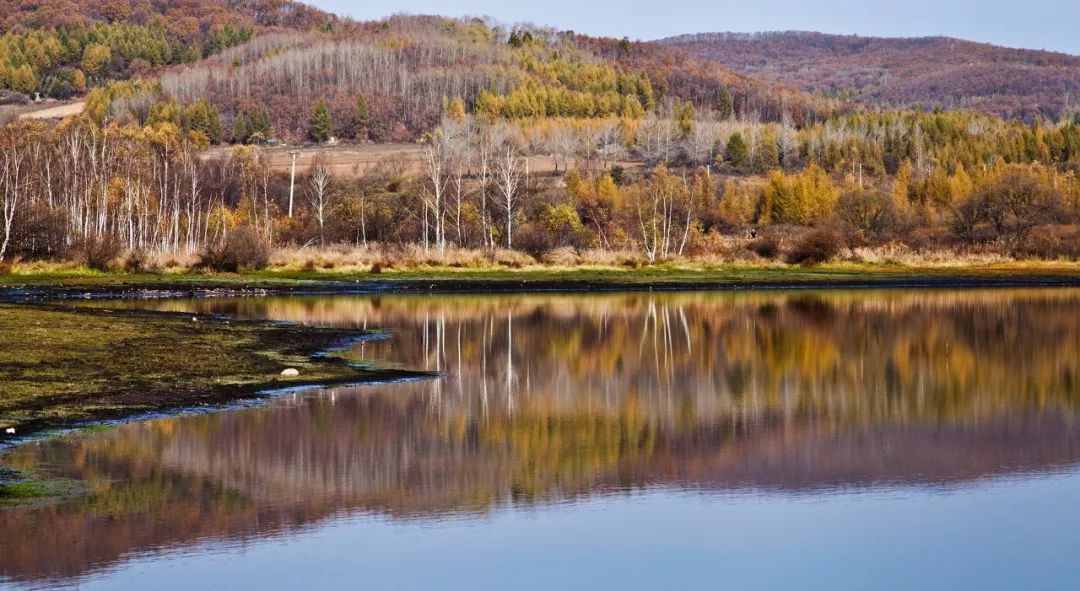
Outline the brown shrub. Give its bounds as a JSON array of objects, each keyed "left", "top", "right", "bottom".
[
  {"left": 1018, "top": 227, "right": 1080, "bottom": 260},
  {"left": 494, "top": 249, "right": 534, "bottom": 268},
  {"left": 749, "top": 236, "right": 781, "bottom": 260},
  {"left": 966, "top": 167, "right": 1067, "bottom": 250},
  {"left": 836, "top": 189, "right": 907, "bottom": 240},
  {"left": 196, "top": 227, "right": 270, "bottom": 272},
  {"left": 540, "top": 247, "right": 580, "bottom": 266},
  {"left": 785, "top": 228, "right": 843, "bottom": 266},
  {"left": 76, "top": 235, "right": 123, "bottom": 271},
  {"left": 122, "top": 250, "right": 156, "bottom": 273},
  {"left": 9, "top": 204, "right": 67, "bottom": 260},
  {"left": 514, "top": 224, "right": 556, "bottom": 258}
]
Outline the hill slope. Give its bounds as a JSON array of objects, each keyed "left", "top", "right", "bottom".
[
  {"left": 138, "top": 15, "right": 831, "bottom": 142},
  {"left": 659, "top": 31, "right": 1080, "bottom": 120},
  {"left": 0, "top": 0, "right": 332, "bottom": 32},
  {"left": 1, "top": 0, "right": 830, "bottom": 139},
  {"left": 0, "top": 0, "right": 334, "bottom": 101}
]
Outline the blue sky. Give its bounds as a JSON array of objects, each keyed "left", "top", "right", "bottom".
[{"left": 311, "top": 0, "right": 1080, "bottom": 54}]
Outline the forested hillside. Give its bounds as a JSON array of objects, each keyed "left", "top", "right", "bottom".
[
  {"left": 660, "top": 31, "right": 1080, "bottom": 121},
  {"left": 2, "top": 0, "right": 826, "bottom": 135},
  {"left": 120, "top": 16, "right": 827, "bottom": 143},
  {"left": 0, "top": 0, "right": 331, "bottom": 31},
  {"left": 0, "top": 0, "right": 333, "bottom": 100}
]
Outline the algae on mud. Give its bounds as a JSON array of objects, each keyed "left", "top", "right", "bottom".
[{"left": 0, "top": 303, "right": 416, "bottom": 435}]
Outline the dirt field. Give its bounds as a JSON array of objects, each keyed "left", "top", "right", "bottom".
[
  {"left": 202, "top": 143, "right": 426, "bottom": 177},
  {"left": 201, "top": 143, "right": 640, "bottom": 179},
  {"left": 15, "top": 101, "right": 85, "bottom": 121}
]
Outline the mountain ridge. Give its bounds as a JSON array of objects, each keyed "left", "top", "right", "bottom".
[
  {"left": 659, "top": 30, "right": 1080, "bottom": 58},
  {"left": 658, "top": 30, "right": 1080, "bottom": 120}
]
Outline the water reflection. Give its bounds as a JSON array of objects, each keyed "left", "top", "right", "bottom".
[{"left": 3, "top": 289, "right": 1080, "bottom": 587}]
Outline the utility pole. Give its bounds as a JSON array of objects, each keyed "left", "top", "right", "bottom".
[{"left": 288, "top": 150, "right": 300, "bottom": 218}]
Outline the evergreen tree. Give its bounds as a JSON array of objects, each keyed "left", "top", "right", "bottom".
[
  {"left": 676, "top": 101, "right": 695, "bottom": 139},
  {"left": 755, "top": 132, "right": 780, "bottom": 172},
  {"left": 447, "top": 96, "right": 466, "bottom": 122},
  {"left": 308, "top": 100, "right": 333, "bottom": 143},
  {"left": 234, "top": 107, "right": 272, "bottom": 144},
  {"left": 80, "top": 43, "right": 111, "bottom": 77},
  {"left": 354, "top": 94, "right": 369, "bottom": 140},
  {"left": 71, "top": 69, "right": 87, "bottom": 93},
  {"left": 719, "top": 179, "right": 757, "bottom": 224},
  {"left": 234, "top": 114, "right": 250, "bottom": 145},
  {"left": 183, "top": 99, "right": 222, "bottom": 144},
  {"left": 638, "top": 77, "right": 655, "bottom": 111},
  {"left": 717, "top": 87, "right": 733, "bottom": 120},
  {"left": 10, "top": 65, "right": 37, "bottom": 94},
  {"left": 250, "top": 108, "right": 272, "bottom": 140},
  {"left": 475, "top": 90, "right": 502, "bottom": 121},
  {"left": 726, "top": 133, "right": 749, "bottom": 169}
]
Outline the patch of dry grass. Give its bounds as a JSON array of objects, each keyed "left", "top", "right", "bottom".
[{"left": 1, "top": 239, "right": 1077, "bottom": 283}]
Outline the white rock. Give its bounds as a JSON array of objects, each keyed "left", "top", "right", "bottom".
[
  {"left": 280, "top": 368, "right": 300, "bottom": 377},
  {"left": 4, "top": 428, "right": 14, "bottom": 434}
]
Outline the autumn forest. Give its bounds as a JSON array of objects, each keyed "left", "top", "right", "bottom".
[{"left": 2, "top": 0, "right": 1080, "bottom": 271}]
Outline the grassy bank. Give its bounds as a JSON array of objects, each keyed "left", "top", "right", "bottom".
[
  {"left": 3, "top": 260, "right": 1080, "bottom": 293},
  {"left": 0, "top": 303, "right": 420, "bottom": 436}
]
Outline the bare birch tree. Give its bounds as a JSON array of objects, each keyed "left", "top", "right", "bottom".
[
  {"left": 421, "top": 126, "right": 455, "bottom": 254},
  {"left": 0, "top": 126, "right": 29, "bottom": 263},
  {"left": 307, "top": 153, "right": 332, "bottom": 246},
  {"left": 494, "top": 141, "right": 523, "bottom": 249}
]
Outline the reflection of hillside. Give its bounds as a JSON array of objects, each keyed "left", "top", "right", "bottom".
[
  {"left": 3, "top": 390, "right": 1080, "bottom": 585},
  {"left": 5, "top": 289, "right": 1080, "bottom": 585}
]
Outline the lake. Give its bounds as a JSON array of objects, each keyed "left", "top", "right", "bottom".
[{"left": 2, "top": 289, "right": 1080, "bottom": 590}]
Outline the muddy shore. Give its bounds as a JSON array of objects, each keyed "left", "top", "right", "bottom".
[{"left": 0, "top": 302, "right": 428, "bottom": 439}]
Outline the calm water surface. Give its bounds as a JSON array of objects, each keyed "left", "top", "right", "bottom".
[{"left": 3, "top": 289, "right": 1080, "bottom": 590}]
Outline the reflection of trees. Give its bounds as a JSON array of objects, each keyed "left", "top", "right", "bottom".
[
  {"left": 370, "top": 290, "right": 1080, "bottom": 426},
  {"left": 6, "top": 289, "right": 1080, "bottom": 585},
  {"left": 111, "top": 290, "right": 1080, "bottom": 424}
]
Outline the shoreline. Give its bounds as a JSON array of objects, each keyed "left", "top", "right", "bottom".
[{"left": 4, "top": 263, "right": 1080, "bottom": 301}]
